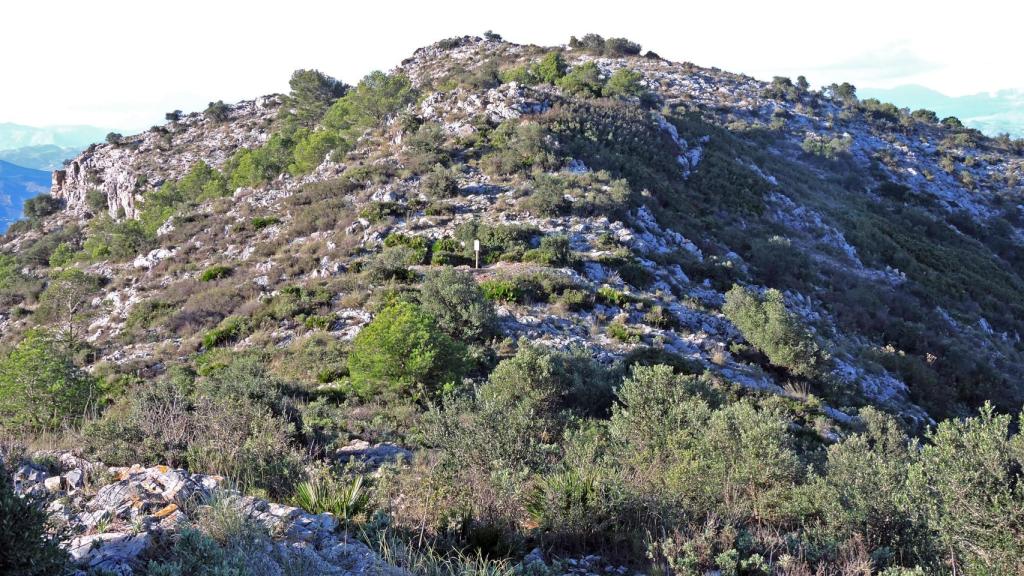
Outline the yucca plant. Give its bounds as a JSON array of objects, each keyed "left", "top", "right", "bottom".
[{"left": 291, "top": 474, "right": 370, "bottom": 528}]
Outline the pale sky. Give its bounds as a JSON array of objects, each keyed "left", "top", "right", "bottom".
[{"left": 3, "top": 0, "right": 1021, "bottom": 130}]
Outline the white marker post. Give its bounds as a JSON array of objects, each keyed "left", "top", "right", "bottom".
[{"left": 474, "top": 239, "right": 480, "bottom": 269}]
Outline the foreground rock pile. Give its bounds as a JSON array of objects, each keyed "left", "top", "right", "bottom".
[{"left": 12, "top": 452, "right": 400, "bottom": 575}]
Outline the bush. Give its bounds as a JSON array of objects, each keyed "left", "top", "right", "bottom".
[
  {"left": 204, "top": 100, "right": 230, "bottom": 122},
  {"left": 499, "top": 64, "right": 537, "bottom": 85},
  {"left": 802, "top": 132, "right": 853, "bottom": 160},
  {"left": 199, "top": 264, "right": 233, "bottom": 282},
  {"left": 521, "top": 175, "right": 570, "bottom": 216},
  {"left": 403, "top": 122, "right": 449, "bottom": 173},
  {"left": 568, "top": 34, "right": 641, "bottom": 56},
  {"left": 358, "top": 201, "right": 404, "bottom": 223},
  {"left": 0, "top": 330, "right": 98, "bottom": 433},
  {"left": 481, "top": 120, "right": 558, "bottom": 176},
  {"left": 202, "top": 315, "right": 248, "bottom": 349},
  {"left": 722, "top": 285, "right": 826, "bottom": 378},
  {"left": 419, "top": 267, "right": 497, "bottom": 342},
  {"left": 348, "top": 301, "right": 467, "bottom": 398},
  {"left": 365, "top": 246, "right": 419, "bottom": 283},
  {"left": 908, "top": 403, "right": 1024, "bottom": 573},
  {"left": 603, "top": 68, "right": 646, "bottom": 99},
  {"left": 47, "top": 242, "right": 75, "bottom": 267},
  {"left": 523, "top": 234, "right": 572, "bottom": 266},
  {"left": 0, "top": 463, "right": 67, "bottom": 575},
  {"left": 556, "top": 62, "right": 605, "bottom": 97},
  {"left": 22, "top": 195, "right": 63, "bottom": 220},
  {"left": 604, "top": 37, "right": 642, "bottom": 56},
  {"left": 420, "top": 164, "right": 460, "bottom": 198},
  {"left": 454, "top": 220, "right": 538, "bottom": 264},
  {"left": 534, "top": 51, "right": 567, "bottom": 84},
  {"left": 250, "top": 216, "right": 281, "bottom": 230},
  {"left": 607, "top": 319, "right": 643, "bottom": 343}
]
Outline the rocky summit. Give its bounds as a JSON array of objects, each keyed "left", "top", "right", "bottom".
[{"left": 3, "top": 33, "right": 1024, "bottom": 575}]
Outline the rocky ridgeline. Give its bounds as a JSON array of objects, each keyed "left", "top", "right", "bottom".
[
  {"left": 52, "top": 96, "right": 280, "bottom": 219},
  {"left": 12, "top": 451, "right": 400, "bottom": 576}
]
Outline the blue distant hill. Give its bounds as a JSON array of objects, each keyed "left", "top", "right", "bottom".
[
  {"left": 858, "top": 84, "right": 1024, "bottom": 137},
  {"left": 0, "top": 122, "right": 109, "bottom": 150},
  {"left": 0, "top": 160, "right": 51, "bottom": 233},
  {"left": 0, "top": 144, "right": 81, "bottom": 170}
]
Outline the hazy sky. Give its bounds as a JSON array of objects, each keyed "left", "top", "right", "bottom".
[{"left": 3, "top": 0, "right": 1021, "bottom": 130}]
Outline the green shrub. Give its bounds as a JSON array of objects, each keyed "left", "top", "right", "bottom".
[
  {"left": 226, "top": 132, "right": 298, "bottom": 188},
  {"left": 359, "top": 201, "right": 403, "bottom": 223},
  {"left": 365, "top": 246, "right": 419, "bottom": 283},
  {"left": 480, "top": 120, "right": 558, "bottom": 176},
  {"left": 596, "top": 286, "right": 637, "bottom": 307},
  {"left": 906, "top": 403, "right": 1024, "bottom": 573},
  {"left": 480, "top": 279, "right": 521, "bottom": 303},
  {"left": 607, "top": 319, "right": 643, "bottom": 343},
  {"left": 289, "top": 129, "right": 343, "bottom": 174},
  {"left": 383, "top": 233, "right": 430, "bottom": 263},
  {"left": 348, "top": 301, "right": 467, "bottom": 398},
  {"left": 556, "top": 62, "right": 605, "bottom": 97},
  {"left": 199, "top": 264, "right": 233, "bottom": 282},
  {"left": 303, "top": 314, "right": 335, "bottom": 331},
  {"left": 603, "top": 68, "right": 646, "bottom": 99},
  {"left": 534, "top": 51, "right": 567, "bottom": 84},
  {"left": 521, "top": 177, "right": 570, "bottom": 217},
  {"left": 499, "top": 64, "right": 538, "bottom": 85},
  {"left": 47, "top": 242, "right": 75, "bottom": 267},
  {"left": 124, "top": 299, "right": 177, "bottom": 333},
  {"left": 419, "top": 267, "right": 497, "bottom": 342},
  {"left": 204, "top": 100, "right": 230, "bottom": 122},
  {"left": 556, "top": 288, "right": 593, "bottom": 311},
  {"left": 802, "top": 133, "right": 853, "bottom": 160},
  {"left": 202, "top": 315, "right": 248, "bottom": 349},
  {"left": 569, "top": 34, "right": 641, "bottom": 56},
  {"left": 250, "top": 216, "right": 281, "bottom": 230},
  {"left": 22, "top": 195, "right": 63, "bottom": 220},
  {"left": 0, "top": 463, "right": 67, "bottom": 575},
  {"left": 403, "top": 123, "right": 449, "bottom": 173},
  {"left": 523, "top": 234, "right": 572, "bottom": 266},
  {"left": 722, "top": 285, "right": 826, "bottom": 378},
  {"left": 454, "top": 220, "right": 538, "bottom": 264},
  {"left": 420, "top": 164, "right": 460, "bottom": 198},
  {"left": 0, "top": 330, "right": 98, "bottom": 433}
]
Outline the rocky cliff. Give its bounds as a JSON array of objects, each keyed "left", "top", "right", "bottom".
[{"left": 51, "top": 96, "right": 279, "bottom": 219}]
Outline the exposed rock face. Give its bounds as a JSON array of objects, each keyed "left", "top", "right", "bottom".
[
  {"left": 12, "top": 452, "right": 404, "bottom": 576},
  {"left": 51, "top": 96, "right": 281, "bottom": 219}
]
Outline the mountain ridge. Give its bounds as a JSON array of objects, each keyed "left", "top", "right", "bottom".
[{"left": 3, "top": 33, "right": 1024, "bottom": 574}]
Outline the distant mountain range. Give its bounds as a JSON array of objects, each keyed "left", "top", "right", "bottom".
[
  {"left": 0, "top": 122, "right": 109, "bottom": 150},
  {"left": 859, "top": 84, "right": 1024, "bottom": 137},
  {"left": 0, "top": 159, "right": 50, "bottom": 233},
  {"left": 0, "top": 123, "right": 110, "bottom": 227},
  {"left": 0, "top": 144, "right": 81, "bottom": 170}
]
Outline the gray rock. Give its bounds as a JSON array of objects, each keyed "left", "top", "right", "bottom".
[{"left": 337, "top": 440, "right": 412, "bottom": 469}]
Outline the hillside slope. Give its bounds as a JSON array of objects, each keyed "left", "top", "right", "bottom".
[{"left": 3, "top": 34, "right": 1024, "bottom": 574}]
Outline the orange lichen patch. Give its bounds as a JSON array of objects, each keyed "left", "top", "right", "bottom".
[
  {"left": 152, "top": 503, "right": 179, "bottom": 519},
  {"left": 155, "top": 465, "right": 170, "bottom": 474}
]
